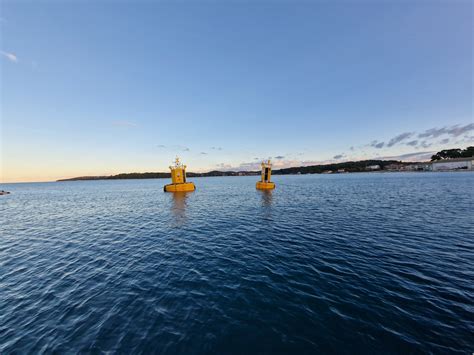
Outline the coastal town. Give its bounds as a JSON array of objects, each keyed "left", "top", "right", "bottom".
[{"left": 325, "top": 156, "right": 474, "bottom": 174}]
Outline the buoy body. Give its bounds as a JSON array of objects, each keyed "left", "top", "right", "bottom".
[
  {"left": 256, "top": 181, "right": 275, "bottom": 190},
  {"left": 164, "top": 157, "right": 195, "bottom": 192},
  {"left": 256, "top": 160, "right": 275, "bottom": 190},
  {"left": 164, "top": 182, "right": 195, "bottom": 192}
]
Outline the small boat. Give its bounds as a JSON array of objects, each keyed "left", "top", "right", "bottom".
[{"left": 0, "top": 190, "right": 11, "bottom": 195}]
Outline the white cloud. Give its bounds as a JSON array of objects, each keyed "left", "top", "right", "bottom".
[{"left": 1, "top": 51, "right": 18, "bottom": 63}]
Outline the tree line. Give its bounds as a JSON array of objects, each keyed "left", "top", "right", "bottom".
[{"left": 430, "top": 146, "right": 474, "bottom": 161}]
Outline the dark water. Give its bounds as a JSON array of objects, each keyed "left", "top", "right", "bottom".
[{"left": 1, "top": 173, "right": 473, "bottom": 354}]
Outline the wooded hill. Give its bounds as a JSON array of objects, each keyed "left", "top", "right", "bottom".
[{"left": 430, "top": 146, "right": 473, "bottom": 161}]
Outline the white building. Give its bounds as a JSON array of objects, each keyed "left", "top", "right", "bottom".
[
  {"left": 410, "top": 163, "right": 433, "bottom": 171},
  {"left": 432, "top": 157, "right": 474, "bottom": 171},
  {"left": 367, "top": 165, "right": 380, "bottom": 170}
]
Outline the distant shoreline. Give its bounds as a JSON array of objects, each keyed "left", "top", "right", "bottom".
[
  {"left": 56, "top": 159, "right": 418, "bottom": 182},
  {"left": 58, "top": 168, "right": 474, "bottom": 182},
  {"left": 1, "top": 167, "right": 472, "bottom": 185}
]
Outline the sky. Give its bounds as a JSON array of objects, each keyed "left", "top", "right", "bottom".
[{"left": 1, "top": 0, "right": 472, "bottom": 183}]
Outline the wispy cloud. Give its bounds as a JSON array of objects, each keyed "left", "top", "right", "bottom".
[
  {"left": 216, "top": 163, "right": 232, "bottom": 169},
  {"left": 387, "top": 132, "right": 413, "bottom": 147},
  {"left": 418, "top": 123, "right": 474, "bottom": 139},
  {"left": 112, "top": 120, "right": 137, "bottom": 127},
  {"left": 237, "top": 162, "right": 262, "bottom": 170},
  {"left": 214, "top": 123, "right": 473, "bottom": 172},
  {"left": 216, "top": 151, "right": 440, "bottom": 171},
  {"left": 377, "top": 151, "right": 435, "bottom": 162},
  {"left": 1, "top": 50, "right": 18, "bottom": 63},
  {"left": 370, "top": 140, "right": 385, "bottom": 149},
  {"left": 419, "top": 141, "right": 432, "bottom": 149},
  {"left": 200, "top": 152, "right": 208, "bottom": 155},
  {"left": 168, "top": 145, "right": 190, "bottom": 152},
  {"left": 156, "top": 144, "right": 190, "bottom": 152},
  {"left": 361, "top": 124, "right": 473, "bottom": 152},
  {"left": 215, "top": 158, "right": 327, "bottom": 172}
]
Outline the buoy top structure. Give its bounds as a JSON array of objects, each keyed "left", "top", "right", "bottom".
[
  {"left": 164, "top": 157, "right": 196, "bottom": 192},
  {"left": 256, "top": 159, "right": 276, "bottom": 190}
]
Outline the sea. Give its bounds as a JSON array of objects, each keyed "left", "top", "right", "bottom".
[{"left": 1, "top": 172, "right": 473, "bottom": 354}]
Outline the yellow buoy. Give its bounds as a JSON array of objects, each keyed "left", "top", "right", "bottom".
[
  {"left": 256, "top": 159, "right": 275, "bottom": 190},
  {"left": 164, "top": 157, "right": 196, "bottom": 192}
]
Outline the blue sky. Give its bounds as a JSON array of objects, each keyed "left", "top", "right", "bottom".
[{"left": 1, "top": 0, "right": 472, "bottom": 182}]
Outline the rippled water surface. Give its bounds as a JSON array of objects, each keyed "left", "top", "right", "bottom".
[{"left": 1, "top": 173, "right": 473, "bottom": 354}]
